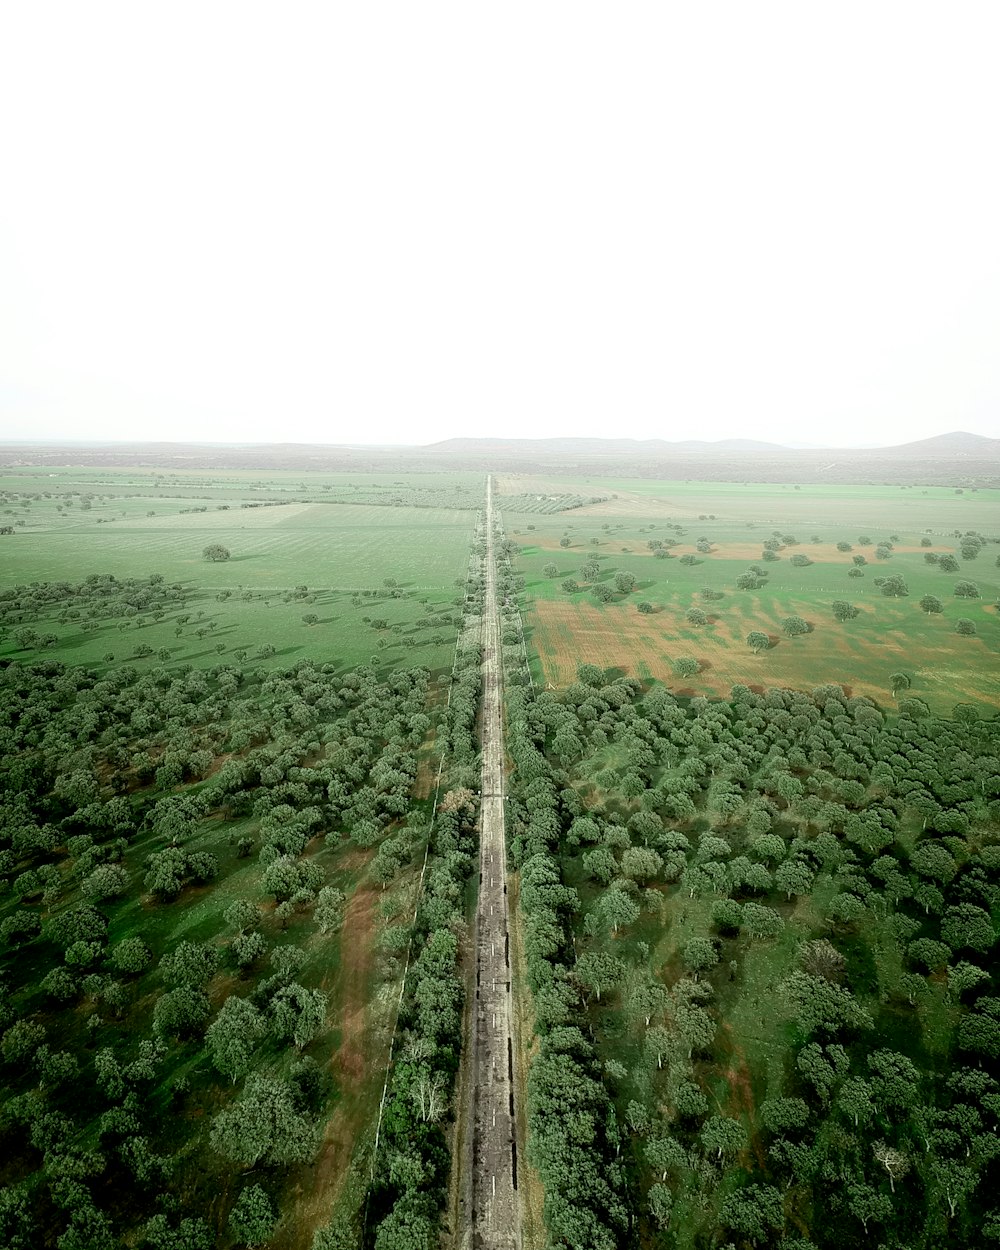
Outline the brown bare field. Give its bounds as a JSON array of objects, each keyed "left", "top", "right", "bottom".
[
  {"left": 495, "top": 474, "right": 585, "bottom": 497},
  {"left": 562, "top": 491, "right": 689, "bottom": 518},
  {"left": 703, "top": 541, "right": 952, "bottom": 562},
  {"left": 519, "top": 537, "right": 955, "bottom": 564},
  {"left": 528, "top": 598, "right": 1000, "bottom": 709},
  {"left": 524, "top": 533, "right": 668, "bottom": 556}
]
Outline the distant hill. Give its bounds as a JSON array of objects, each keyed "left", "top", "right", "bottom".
[
  {"left": 423, "top": 436, "right": 790, "bottom": 455},
  {"left": 870, "top": 430, "right": 1000, "bottom": 457},
  {"left": 424, "top": 431, "right": 1000, "bottom": 459}
]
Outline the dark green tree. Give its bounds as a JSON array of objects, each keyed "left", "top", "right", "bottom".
[
  {"left": 210, "top": 1075, "right": 319, "bottom": 1167},
  {"left": 720, "top": 1184, "right": 784, "bottom": 1243},
  {"left": 227, "top": 1185, "right": 277, "bottom": 1248},
  {"left": 207, "top": 995, "right": 268, "bottom": 1083}
]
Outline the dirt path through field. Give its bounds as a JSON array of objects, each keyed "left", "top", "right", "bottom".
[
  {"left": 333, "top": 884, "right": 377, "bottom": 1081},
  {"left": 288, "top": 880, "right": 377, "bottom": 1246},
  {"left": 719, "top": 1020, "right": 766, "bottom": 1170}
]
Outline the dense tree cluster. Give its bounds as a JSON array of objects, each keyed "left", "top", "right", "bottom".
[
  {"left": 500, "top": 632, "right": 1000, "bottom": 1247},
  {"left": 0, "top": 572, "right": 189, "bottom": 647},
  {"left": 0, "top": 645, "right": 443, "bottom": 1245}
]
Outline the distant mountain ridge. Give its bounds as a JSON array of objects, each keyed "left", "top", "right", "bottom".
[
  {"left": 423, "top": 436, "right": 791, "bottom": 455},
  {"left": 423, "top": 430, "right": 1000, "bottom": 457},
  {"left": 0, "top": 430, "right": 996, "bottom": 488}
]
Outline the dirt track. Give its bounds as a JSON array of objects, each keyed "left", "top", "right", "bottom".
[{"left": 456, "top": 475, "right": 521, "bottom": 1250}]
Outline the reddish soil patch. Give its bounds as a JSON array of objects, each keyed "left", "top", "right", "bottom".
[
  {"left": 331, "top": 883, "right": 377, "bottom": 1083},
  {"left": 334, "top": 845, "right": 371, "bottom": 872},
  {"left": 700, "top": 542, "right": 778, "bottom": 561},
  {"left": 718, "top": 1020, "right": 767, "bottom": 1170},
  {"left": 413, "top": 752, "right": 439, "bottom": 800},
  {"left": 205, "top": 750, "right": 237, "bottom": 778}
]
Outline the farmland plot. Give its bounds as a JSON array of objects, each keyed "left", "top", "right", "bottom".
[{"left": 501, "top": 477, "right": 1000, "bottom": 709}]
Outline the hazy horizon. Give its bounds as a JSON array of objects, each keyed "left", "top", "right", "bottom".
[
  {"left": 0, "top": 431, "right": 990, "bottom": 453},
  {"left": 2, "top": 5, "right": 998, "bottom": 449}
]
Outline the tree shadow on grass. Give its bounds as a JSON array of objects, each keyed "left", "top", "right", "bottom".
[
  {"left": 181, "top": 648, "right": 241, "bottom": 663},
  {"left": 47, "top": 634, "right": 90, "bottom": 652}
]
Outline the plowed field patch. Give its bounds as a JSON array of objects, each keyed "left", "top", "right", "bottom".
[{"left": 528, "top": 598, "right": 1000, "bottom": 708}]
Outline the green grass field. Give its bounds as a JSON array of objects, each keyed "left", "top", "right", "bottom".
[
  {"left": 499, "top": 475, "right": 1000, "bottom": 709},
  {"left": 0, "top": 470, "right": 482, "bottom": 676}
]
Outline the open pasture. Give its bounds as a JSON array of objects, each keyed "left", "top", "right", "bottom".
[
  {"left": 0, "top": 471, "right": 480, "bottom": 675},
  {"left": 501, "top": 476, "right": 1000, "bottom": 709},
  {"left": 0, "top": 464, "right": 483, "bottom": 509},
  {"left": 497, "top": 473, "right": 1000, "bottom": 530}
]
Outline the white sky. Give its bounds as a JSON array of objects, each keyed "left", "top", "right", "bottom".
[{"left": 1, "top": 2, "right": 998, "bottom": 449}]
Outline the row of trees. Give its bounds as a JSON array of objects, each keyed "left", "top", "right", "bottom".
[
  {"left": 495, "top": 524, "right": 632, "bottom": 1248},
  {"left": 360, "top": 533, "right": 487, "bottom": 1250}
]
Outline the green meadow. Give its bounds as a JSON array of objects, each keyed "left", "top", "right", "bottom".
[{"left": 0, "top": 470, "right": 482, "bottom": 675}]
